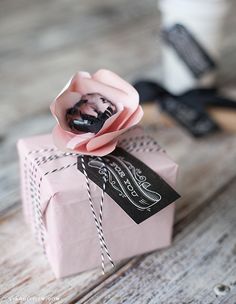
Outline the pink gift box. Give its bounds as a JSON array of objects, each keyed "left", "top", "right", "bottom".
[{"left": 17, "top": 127, "right": 178, "bottom": 278}]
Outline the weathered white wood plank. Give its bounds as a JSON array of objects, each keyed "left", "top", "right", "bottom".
[
  {"left": 0, "top": 207, "right": 131, "bottom": 304},
  {"left": 78, "top": 179, "right": 236, "bottom": 304}
]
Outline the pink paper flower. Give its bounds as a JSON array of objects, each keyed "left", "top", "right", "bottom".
[{"left": 50, "top": 69, "right": 143, "bottom": 156}]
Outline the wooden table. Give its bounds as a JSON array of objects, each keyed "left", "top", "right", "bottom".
[{"left": 1, "top": 0, "right": 236, "bottom": 303}]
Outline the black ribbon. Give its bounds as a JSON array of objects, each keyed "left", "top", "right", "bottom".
[{"left": 134, "top": 80, "right": 236, "bottom": 138}]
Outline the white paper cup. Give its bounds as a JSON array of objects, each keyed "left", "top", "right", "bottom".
[{"left": 158, "top": 0, "right": 229, "bottom": 94}]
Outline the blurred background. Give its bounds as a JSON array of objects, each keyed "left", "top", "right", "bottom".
[
  {"left": 0, "top": 0, "right": 163, "bottom": 135},
  {"left": 1, "top": 0, "right": 236, "bottom": 139},
  {"left": 1, "top": 0, "right": 236, "bottom": 302}
]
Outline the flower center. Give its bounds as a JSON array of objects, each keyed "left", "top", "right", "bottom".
[{"left": 66, "top": 93, "right": 116, "bottom": 134}]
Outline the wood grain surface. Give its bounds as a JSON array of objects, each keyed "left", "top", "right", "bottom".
[{"left": 0, "top": 0, "right": 236, "bottom": 303}]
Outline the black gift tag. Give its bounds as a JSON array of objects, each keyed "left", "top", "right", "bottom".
[
  {"left": 162, "top": 24, "right": 216, "bottom": 78},
  {"left": 77, "top": 147, "right": 180, "bottom": 224}
]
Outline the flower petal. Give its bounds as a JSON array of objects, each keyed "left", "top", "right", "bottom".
[
  {"left": 86, "top": 128, "right": 126, "bottom": 152},
  {"left": 66, "top": 132, "right": 95, "bottom": 149},
  {"left": 85, "top": 105, "right": 143, "bottom": 152},
  {"left": 75, "top": 139, "right": 118, "bottom": 156},
  {"left": 121, "top": 105, "right": 144, "bottom": 129},
  {"left": 103, "top": 105, "right": 143, "bottom": 133},
  {"left": 72, "top": 75, "right": 132, "bottom": 110},
  {"left": 92, "top": 69, "right": 140, "bottom": 128},
  {"left": 70, "top": 71, "right": 91, "bottom": 92},
  {"left": 95, "top": 102, "right": 124, "bottom": 136},
  {"left": 93, "top": 69, "right": 139, "bottom": 109},
  {"left": 52, "top": 125, "right": 74, "bottom": 152},
  {"left": 50, "top": 71, "right": 92, "bottom": 128},
  {"left": 51, "top": 90, "right": 82, "bottom": 131}
]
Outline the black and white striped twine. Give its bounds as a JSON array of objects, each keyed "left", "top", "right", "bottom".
[{"left": 80, "top": 155, "right": 115, "bottom": 274}]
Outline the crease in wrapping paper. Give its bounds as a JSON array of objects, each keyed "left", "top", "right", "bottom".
[{"left": 17, "top": 127, "right": 179, "bottom": 277}]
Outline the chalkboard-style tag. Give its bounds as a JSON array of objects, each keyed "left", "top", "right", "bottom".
[
  {"left": 162, "top": 24, "right": 216, "bottom": 78},
  {"left": 77, "top": 148, "right": 180, "bottom": 224}
]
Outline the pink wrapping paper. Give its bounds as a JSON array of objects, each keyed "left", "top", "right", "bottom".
[{"left": 17, "top": 127, "right": 178, "bottom": 278}]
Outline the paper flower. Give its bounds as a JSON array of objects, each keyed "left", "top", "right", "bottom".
[{"left": 50, "top": 69, "right": 143, "bottom": 156}]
